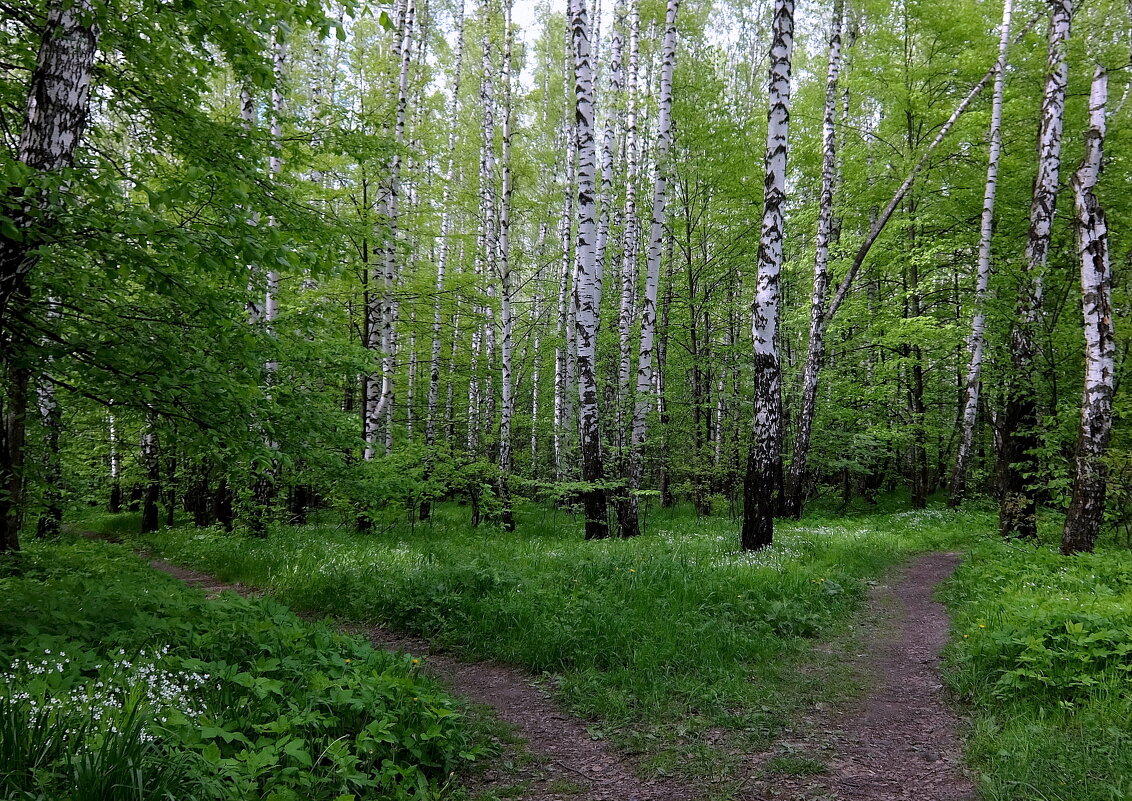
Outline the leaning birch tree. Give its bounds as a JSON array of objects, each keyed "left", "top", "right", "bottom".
[{"left": 949, "top": 0, "right": 1015, "bottom": 507}]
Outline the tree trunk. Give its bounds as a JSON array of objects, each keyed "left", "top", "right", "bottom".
[
  {"left": 141, "top": 414, "right": 161, "bottom": 535},
  {"left": 999, "top": 0, "right": 1071, "bottom": 541},
  {"left": 570, "top": 0, "right": 610, "bottom": 539},
  {"left": 741, "top": 0, "right": 793, "bottom": 552},
  {"left": 108, "top": 410, "right": 122, "bottom": 513},
  {"left": 1062, "top": 66, "right": 1112, "bottom": 555},
  {"left": 497, "top": 0, "right": 516, "bottom": 531},
  {"left": 365, "top": 0, "right": 416, "bottom": 459},
  {"left": 618, "top": 0, "right": 675, "bottom": 539},
  {"left": 783, "top": 0, "right": 843, "bottom": 518},
  {"left": 950, "top": 0, "right": 1014, "bottom": 507}
]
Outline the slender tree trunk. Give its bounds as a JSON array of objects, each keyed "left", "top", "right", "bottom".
[
  {"left": 554, "top": 121, "right": 578, "bottom": 477},
  {"left": 618, "top": 0, "right": 675, "bottom": 539},
  {"left": 108, "top": 409, "right": 122, "bottom": 513},
  {"left": 1062, "top": 66, "right": 1112, "bottom": 555},
  {"left": 497, "top": 0, "right": 516, "bottom": 531},
  {"left": 365, "top": 0, "right": 416, "bottom": 460},
  {"left": 421, "top": 1, "right": 465, "bottom": 521},
  {"left": 999, "top": 0, "right": 1071, "bottom": 541},
  {"left": 141, "top": 414, "right": 161, "bottom": 535},
  {"left": 594, "top": 2, "right": 626, "bottom": 315},
  {"left": 784, "top": 0, "right": 843, "bottom": 518},
  {"left": 570, "top": 0, "right": 610, "bottom": 539},
  {"left": 949, "top": 0, "right": 1014, "bottom": 507},
  {"left": 741, "top": 0, "right": 793, "bottom": 551}
]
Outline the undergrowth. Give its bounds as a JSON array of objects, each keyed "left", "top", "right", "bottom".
[
  {"left": 74, "top": 499, "right": 989, "bottom": 789},
  {"left": 0, "top": 539, "right": 482, "bottom": 800},
  {"left": 942, "top": 521, "right": 1132, "bottom": 801}
]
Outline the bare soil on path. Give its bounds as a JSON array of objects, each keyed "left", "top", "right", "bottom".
[
  {"left": 742, "top": 552, "right": 975, "bottom": 801},
  {"left": 144, "top": 549, "right": 972, "bottom": 801}
]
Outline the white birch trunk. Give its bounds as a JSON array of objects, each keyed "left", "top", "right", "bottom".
[
  {"left": 1062, "top": 66, "right": 1112, "bottom": 554},
  {"left": 741, "top": 0, "right": 793, "bottom": 552},
  {"left": 570, "top": 0, "right": 610, "bottom": 539},
  {"left": 949, "top": 0, "right": 1014, "bottom": 506},
  {"left": 618, "top": 0, "right": 678, "bottom": 538},
  {"left": 615, "top": 2, "right": 640, "bottom": 446},
  {"left": 498, "top": 0, "right": 516, "bottom": 481},
  {"left": 365, "top": 0, "right": 416, "bottom": 460},
  {"left": 783, "top": 0, "right": 842, "bottom": 518},
  {"left": 554, "top": 118, "right": 577, "bottom": 477},
  {"left": 425, "top": 0, "right": 465, "bottom": 449},
  {"left": 999, "top": 0, "right": 1071, "bottom": 540},
  {"left": 593, "top": 1, "right": 625, "bottom": 314}
]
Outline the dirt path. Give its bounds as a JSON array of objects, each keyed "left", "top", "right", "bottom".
[
  {"left": 147, "top": 559, "right": 694, "bottom": 801},
  {"left": 148, "top": 550, "right": 972, "bottom": 801},
  {"left": 743, "top": 552, "right": 974, "bottom": 801}
]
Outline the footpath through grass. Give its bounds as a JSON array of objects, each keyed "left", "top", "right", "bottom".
[
  {"left": 77, "top": 500, "right": 983, "bottom": 790},
  {"left": 70, "top": 501, "right": 1132, "bottom": 801},
  {"left": 0, "top": 539, "right": 482, "bottom": 801}
]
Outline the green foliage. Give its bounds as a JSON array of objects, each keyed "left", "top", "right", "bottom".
[
  {"left": 98, "top": 501, "right": 958, "bottom": 776},
  {"left": 943, "top": 534, "right": 1132, "bottom": 801},
  {"left": 0, "top": 539, "right": 480, "bottom": 800}
]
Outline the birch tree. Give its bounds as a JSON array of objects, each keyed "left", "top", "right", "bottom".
[
  {"left": 948, "top": 0, "right": 1015, "bottom": 507},
  {"left": 364, "top": 0, "right": 416, "bottom": 460},
  {"left": 999, "top": 0, "right": 1072, "bottom": 541},
  {"left": 0, "top": 0, "right": 98, "bottom": 554},
  {"left": 570, "top": 0, "right": 610, "bottom": 539},
  {"left": 741, "top": 0, "right": 793, "bottom": 551},
  {"left": 497, "top": 0, "right": 517, "bottom": 530},
  {"left": 1062, "top": 66, "right": 1113, "bottom": 555},
  {"left": 620, "top": 0, "right": 676, "bottom": 539},
  {"left": 783, "top": 0, "right": 843, "bottom": 518}
]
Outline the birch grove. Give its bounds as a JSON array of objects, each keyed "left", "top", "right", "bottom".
[{"left": 1, "top": 0, "right": 1129, "bottom": 557}]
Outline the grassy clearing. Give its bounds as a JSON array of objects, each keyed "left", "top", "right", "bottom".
[
  {"left": 74, "top": 499, "right": 990, "bottom": 791},
  {"left": 0, "top": 539, "right": 483, "bottom": 801},
  {"left": 941, "top": 521, "right": 1132, "bottom": 801}
]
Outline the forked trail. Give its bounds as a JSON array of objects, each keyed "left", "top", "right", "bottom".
[{"left": 148, "top": 552, "right": 972, "bottom": 801}]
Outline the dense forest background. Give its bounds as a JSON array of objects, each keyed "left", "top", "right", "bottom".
[{"left": 2, "top": 0, "right": 1130, "bottom": 553}]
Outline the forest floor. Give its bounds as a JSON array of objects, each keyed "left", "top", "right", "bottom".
[{"left": 146, "top": 546, "right": 973, "bottom": 801}]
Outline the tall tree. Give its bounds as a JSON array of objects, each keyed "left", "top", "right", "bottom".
[
  {"left": 570, "top": 0, "right": 610, "bottom": 539},
  {"left": 741, "top": 0, "right": 794, "bottom": 551},
  {"left": 1062, "top": 66, "right": 1113, "bottom": 555},
  {"left": 949, "top": 0, "right": 1015, "bottom": 507},
  {"left": 620, "top": 0, "right": 677, "bottom": 538},
  {"left": 1, "top": 0, "right": 98, "bottom": 554},
  {"left": 998, "top": 0, "right": 1072, "bottom": 541},
  {"left": 783, "top": 0, "right": 843, "bottom": 518}
]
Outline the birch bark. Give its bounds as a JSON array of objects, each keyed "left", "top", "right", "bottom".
[
  {"left": 741, "top": 0, "right": 793, "bottom": 552},
  {"left": 497, "top": 0, "right": 517, "bottom": 530},
  {"left": 570, "top": 0, "right": 610, "bottom": 539},
  {"left": 999, "top": 0, "right": 1071, "bottom": 541},
  {"left": 949, "top": 0, "right": 1014, "bottom": 507},
  {"left": 365, "top": 0, "right": 416, "bottom": 460},
  {"left": 619, "top": 0, "right": 676, "bottom": 539},
  {"left": 783, "top": 0, "right": 842, "bottom": 518},
  {"left": 1062, "top": 66, "right": 1112, "bottom": 555},
  {"left": 1, "top": 0, "right": 98, "bottom": 553}
]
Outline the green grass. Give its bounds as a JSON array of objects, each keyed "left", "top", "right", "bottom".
[
  {"left": 941, "top": 522, "right": 1132, "bottom": 801},
  {"left": 0, "top": 538, "right": 483, "bottom": 800},
  {"left": 73, "top": 498, "right": 993, "bottom": 791}
]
